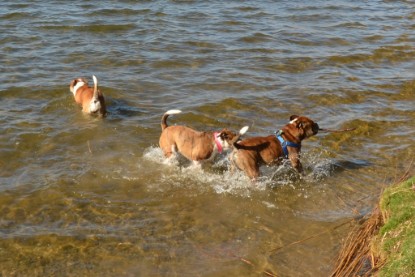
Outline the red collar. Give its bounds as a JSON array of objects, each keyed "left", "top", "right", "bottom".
[{"left": 213, "top": 132, "right": 223, "bottom": 154}]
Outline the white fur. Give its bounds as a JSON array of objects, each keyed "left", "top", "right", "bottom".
[
  {"left": 290, "top": 118, "right": 298, "bottom": 124},
  {"left": 165, "top": 109, "right": 182, "bottom": 115},
  {"left": 88, "top": 75, "right": 102, "bottom": 113},
  {"left": 72, "top": 81, "right": 85, "bottom": 96},
  {"left": 218, "top": 138, "right": 227, "bottom": 148},
  {"left": 239, "top": 126, "right": 249, "bottom": 135},
  {"left": 89, "top": 98, "right": 102, "bottom": 113}
]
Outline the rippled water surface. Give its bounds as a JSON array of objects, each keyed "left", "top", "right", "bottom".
[{"left": 1, "top": 1, "right": 414, "bottom": 276}]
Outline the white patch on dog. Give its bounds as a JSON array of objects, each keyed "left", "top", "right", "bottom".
[
  {"left": 215, "top": 135, "right": 229, "bottom": 147},
  {"left": 165, "top": 109, "right": 182, "bottom": 115},
  {"left": 88, "top": 75, "right": 102, "bottom": 113},
  {"left": 290, "top": 118, "right": 298, "bottom": 124},
  {"left": 72, "top": 81, "right": 85, "bottom": 96},
  {"left": 89, "top": 98, "right": 102, "bottom": 113},
  {"left": 239, "top": 126, "right": 249, "bottom": 135},
  {"left": 216, "top": 136, "right": 230, "bottom": 151}
]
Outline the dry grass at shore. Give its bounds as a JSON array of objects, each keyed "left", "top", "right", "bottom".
[
  {"left": 331, "top": 205, "right": 384, "bottom": 276},
  {"left": 331, "top": 169, "right": 414, "bottom": 276}
]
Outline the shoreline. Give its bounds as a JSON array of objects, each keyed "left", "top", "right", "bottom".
[{"left": 331, "top": 173, "right": 415, "bottom": 276}]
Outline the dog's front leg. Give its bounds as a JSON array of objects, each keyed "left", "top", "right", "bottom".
[
  {"left": 228, "top": 152, "right": 236, "bottom": 173},
  {"left": 289, "top": 152, "right": 304, "bottom": 174}
]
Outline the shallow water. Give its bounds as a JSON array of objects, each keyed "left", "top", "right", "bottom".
[{"left": 1, "top": 1, "right": 414, "bottom": 276}]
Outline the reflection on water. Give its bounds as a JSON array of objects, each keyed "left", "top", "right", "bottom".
[{"left": 0, "top": 1, "right": 414, "bottom": 276}]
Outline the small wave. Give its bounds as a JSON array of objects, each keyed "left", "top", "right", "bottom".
[
  {"left": 238, "top": 32, "right": 273, "bottom": 44},
  {"left": 1, "top": 12, "right": 35, "bottom": 20},
  {"left": 106, "top": 98, "right": 144, "bottom": 119},
  {"left": 150, "top": 59, "right": 193, "bottom": 69},
  {"left": 37, "top": 24, "right": 136, "bottom": 33},
  {"left": 92, "top": 8, "right": 150, "bottom": 17}
]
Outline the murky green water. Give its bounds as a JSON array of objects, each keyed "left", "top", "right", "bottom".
[{"left": 1, "top": 1, "right": 414, "bottom": 276}]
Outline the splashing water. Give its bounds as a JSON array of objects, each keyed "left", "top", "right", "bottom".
[
  {"left": 142, "top": 146, "right": 338, "bottom": 196},
  {"left": 143, "top": 147, "right": 267, "bottom": 195}
]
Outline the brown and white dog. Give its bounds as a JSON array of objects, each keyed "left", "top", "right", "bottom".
[
  {"left": 159, "top": 110, "right": 249, "bottom": 167},
  {"left": 69, "top": 75, "right": 106, "bottom": 116},
  {"left": 230, "top": 115, "right": 319, "bottom": 180}
]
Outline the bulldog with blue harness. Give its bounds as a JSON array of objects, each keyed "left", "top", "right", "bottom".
[{"left": 230, "top": 115, "right": 320, "bottom": 181}]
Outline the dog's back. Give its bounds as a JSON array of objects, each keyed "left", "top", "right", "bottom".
[{"left": 234, "top": 135, "right": 283, "bottom": 165}]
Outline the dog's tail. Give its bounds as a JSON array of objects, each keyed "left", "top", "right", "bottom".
[
  {"left": 92, "top": 75, "right": 99, "bottom": 100},
  {"left": 231, "top": 126, "right": 249, "bottom": 148},
  {"left": 161, "top": 109, "right": 182, "bottom": 131}
]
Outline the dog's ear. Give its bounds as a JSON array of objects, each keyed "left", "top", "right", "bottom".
[
  {"left": 219, "top": 131, "right": 228, "bottom": 139},
  {"left": 290, "top": 115, "right": 299, "bottom": 121},
  {"left": 289, "top": 115, "right": 306, "bottom": 129},
  {"left": 219, "top": 129, "right": 231, "bottom": 140}
]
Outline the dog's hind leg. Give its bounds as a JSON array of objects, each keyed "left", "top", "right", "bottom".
[
  {"left": 238, "top": 157, "right": 260, "bottom": 181},
  {"left": 161, "top": 144, "right": 178, "bottom": 164},
  {"left": 228, "top": 152, "right": 237, "bottom": 174},
  {"left": 246, "top": 166, "right": 260, "bottom": 182}
]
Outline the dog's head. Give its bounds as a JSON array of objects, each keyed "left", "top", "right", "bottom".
[
  {"left": 286, "top": 115, "right": 319, "bottom": 140},
  {"left": 216, "top": 128, "right": 239, "bottom": 150},
  {"left": 69, "top": 78, "right": 88, "bottom": 96}
]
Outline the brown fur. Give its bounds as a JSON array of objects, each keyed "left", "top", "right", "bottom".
[
  {"left": 159, "top": 111, "right": 242, "bottom": 163},
  {"left": 230, "top": 115, "right": 319, "bottom": 180}
]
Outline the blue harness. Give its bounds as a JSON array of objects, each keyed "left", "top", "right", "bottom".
[{"left": 275, "top": 130, "right": 300, "bottom": 158}]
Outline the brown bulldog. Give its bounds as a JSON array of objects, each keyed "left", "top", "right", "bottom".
[
  {"left": 159, "top": 110, "right": 249, "bottom": 167},
  {"left": 69, "top": 75, "right": 106, "bottom": 116},
  {"left": 230, "top": 115, "right": 319, "bottom": 180}
]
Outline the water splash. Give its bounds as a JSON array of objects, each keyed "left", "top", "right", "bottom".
[
  {"left": 142, "top": 147, "right": 340, "bottom": 196},
  {"left": 143, "top": 147, "right": 264, "bottom": 195}
]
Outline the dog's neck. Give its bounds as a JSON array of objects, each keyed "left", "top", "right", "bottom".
[
  {"left": 275, "top": 130, "right": 301, "bottom": 158},
  {"left": 72, "top": 81, "right": 86, "bottom": 96},
  {"left": 213, "top": 132, "right": 223, "bottom": 154}
]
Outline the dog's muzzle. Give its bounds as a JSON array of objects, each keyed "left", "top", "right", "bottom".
[{"left": 313, "top": 123, "right": 319, "bottom": 134}]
